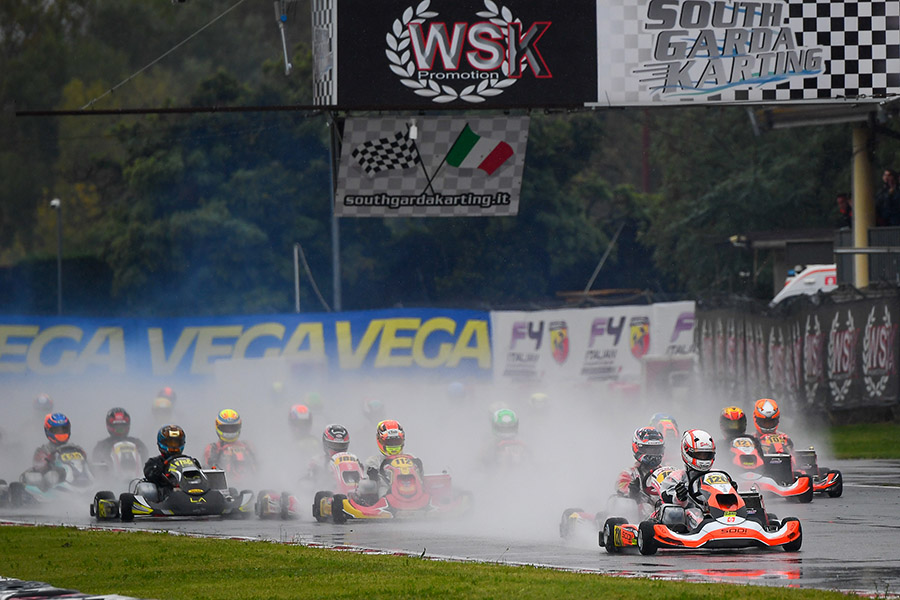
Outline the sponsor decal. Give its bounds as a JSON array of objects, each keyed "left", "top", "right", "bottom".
[
  {"left": 804, "top": 315, "right": 824, "bottom": 404},
  {"left": 550, "top": 320, "right": 569, "bottom": 365},
  {"left": 666, "top": 311, "right": 696, "bottom": 356},
  {"left": 581, "top": 316, "right": 625, "bottom": 380},
  {"left": 386, "top": 0, "right": 551, "bottom": 105},
  {"left": 863, "top": 305, "right": 896, "bottom": 398},
  {"left": 504, "top": 320, "right": 543, "bottom": 378},
  {"left": 767, "top": 326, "right": 786, "bottom": 394},
  {"left": 629, "top": 316, "right": 650, "bottom": 359},
  {"left": 827, "top": 310, "right": 859, "bottom": 404}
]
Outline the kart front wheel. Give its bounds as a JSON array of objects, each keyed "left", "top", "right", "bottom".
[
  {"left": 119, "top": 493, "right": 135, "bottom": 522},
  {"left": 92, "top": 491, "right": 118, "bottom": 520},
  {"left": 826, "top": 471, "right": 843, "bottom": 498},
  {"left": 559, "top": 507, "right": 584, "bottom": 539},
  {"left": 602, "top": 517, "right": 627, "bottom": 554},
  {"left": 331, "top": 494, "right": 348, "bottom": 524},
  {"left": 637, "top": 520, "right": 658, "bottom": 556},
  {"left": 312, "top": 491, "right": 332, "bottom": 523},
  {"left": 9, "top": 482, "right": 25, "bottom": 508},
  {"left": 781, "top": 517, "right": 802, "bottom": 552},
  {"left": 796, "top": 475, "right": 813, "bottom": 503}
]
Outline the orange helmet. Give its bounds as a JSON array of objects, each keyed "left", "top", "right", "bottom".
[
  {"left": 720, "top": 406, "right": 747, "bottom": 437},
  {"left": 753, "top": 399, "right": 780, "bottom": 434},
  {"left": 376, "top": 420, "right": 405, "bottom": 456}
]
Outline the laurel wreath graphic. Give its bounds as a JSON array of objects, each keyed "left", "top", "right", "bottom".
[
  {"left": 386, "top": 0, "right": 520, "bottom": 103},
  {"left": 863, "top": 306, "right": 891, "bottom": 397},
  {"left": 827, "top": 311, "right": 853, "bottom": 403},
  {"left": 803, "top": 315, "right": 822, "bottom": 405}
]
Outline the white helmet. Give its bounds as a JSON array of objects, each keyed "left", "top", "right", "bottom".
[{"left": 680, "top": 429, "right": 716, "bottom": 473}]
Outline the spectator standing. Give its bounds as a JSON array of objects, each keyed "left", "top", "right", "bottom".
[
  {"left": 875, "top": 169, "right": 900, "bottom": 226},
  {"left": 834, "top": 192, "right": 852, "bottom": 228}
]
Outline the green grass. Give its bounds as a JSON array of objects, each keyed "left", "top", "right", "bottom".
[
  {"left": 829, "top": 422, "right": 900, "bottom": 459},
  {"left": 0, "top": 525, "right": 847, "bottom": 600}
]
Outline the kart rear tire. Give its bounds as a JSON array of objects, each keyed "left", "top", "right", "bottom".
[
  {"left": 312, "top": 490, "right": 332, "bottom": 523},
  {"left": 559, "top": 507, "right": 584, "bottom": 539},
  {"left": 92, "top": 491, "right": 117, "bottom": 520},
  {"left": 796, "top": 475, "right": 813, "bottom": 503},
  {"left": 331, "top": 494, "right": 348, "bottom": 524},
  {"left": 826, "top": 471, "right": 843, "bottom": 498},
  {"left": 9, "top": 482, "right": 25, "bottom": 508},
  {"left": 602, "top": 517, "right": 628, "bottom": 554},
  {"left": 119, "top": 493, "right": 135, "bottom": 522},
  {"left": 781, "top": 517, "right": 802, "bottom": 552},
  {"left": 637, "top": 520, "right": 658, "bottom": 556}
]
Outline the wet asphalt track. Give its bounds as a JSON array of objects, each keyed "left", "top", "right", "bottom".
[{"left": 4, "top": 459, "right": 900, "bottom": 596}]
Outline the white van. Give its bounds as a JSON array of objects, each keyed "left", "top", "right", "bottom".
[{"left": 770, "top": 264, "right": 837, "bottom": 306}]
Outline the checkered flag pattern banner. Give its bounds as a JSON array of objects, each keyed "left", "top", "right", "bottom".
[
  {"left": 593, "top": 0, "right": 900, "bottom": 106},
  {"left": 311, "top": 0, "right": 335, "bottom": 105},
  {"left": 351, "top": 131, "right": 420, "bottom": 178},
  {"left": 336, "top": 116, "right": 529, "bottom": 218}
]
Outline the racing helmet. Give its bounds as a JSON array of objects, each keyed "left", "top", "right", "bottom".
[
  {"left": 362, "top": 398, "right": 386, "bottom": 424},
  {"left": 753, "top": 398, "right": 780, "bottom": 434},
  {"left": 44, "top": 412, "right": 71, "bottom": 445},
  {"left": 34, "top": 393, "right": 54, "bottom": 415},
  {"left": 323, "top": 424, "right": 350, "bottom": 457},
  {"left": 528, "top": 392, "right": 549, "bottom": 412},
  {"left": 106, "top": 407, "right": 131, "bottom": 437},
  {"left": 376, "top": 419, "right": 405, "bottom": 456},
  {"left": 491, "top": 408, "right": 519, "bottom": 440},
  {"left": 720, "top": 406, "right": 747, "bottom": 438},
  {"left": 152, "top": 395, "right": 173, "bottom": 420},
  {"left": 288, "top": 404, "right": 312, "bottom": 437},
  {"left": 649, "top": 412, "right": 679, "bottom": 444},
  {"left": 157, "top": 387, "right": 177, "bottom": 403},
  {"left": 632, "top": 426, "right": 665, "bottom": 469},
  {"left": 305, "top": 392, "right": 324, "bottom": 411},
  {"left": 157, "top": 424, "right": 186, "bottom": 457},
  {"left": 681, "top": 429, "right": 716, "bottom": 473},
  {"left": 215, "top": 409, "right": 242, "bottom": 443}
]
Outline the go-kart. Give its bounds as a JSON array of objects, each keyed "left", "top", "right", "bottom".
[
  {"left": 207, "top": 442, "right": 257, "bottom": 487},
  {"left": 90, "top": 455, "right": 253, "bottom": 521},
  {"left": 93, "top": 440, "right": 144, "bottom": 484},
  {"left": 490, "top": 439, "right": 530, "bottom": 468},
  {"left": 726, "top": 436, "right": 813, "bottom": 503},
  {"left": 312, "top": 452, "right": 366, "bottom": 522},
  {"left": 560, "top": 465, "right": 675, "bottom": 541},
  {"left": 601, "top": 470, "right": 802, "bottom": 555},
  {"left": 758, "top": 433, "right": 843, "bottom": 498},
  {"left": 314, "top": 453, "right": 471, "bottom": 523},
  {"left": 6, "top": 445, "right": 95, "bottom": 507}
]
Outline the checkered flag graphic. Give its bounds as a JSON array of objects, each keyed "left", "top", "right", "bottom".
[{"left": 351, "top": 130, "right": 420, "bottom": 178}]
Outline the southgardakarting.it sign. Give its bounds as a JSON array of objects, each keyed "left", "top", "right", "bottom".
[
  {"left": 312, "top": 0, "right": 597, "bottom": 108},
  {"left": 335, "top": 116, "right": 528, "bottom": 217}
]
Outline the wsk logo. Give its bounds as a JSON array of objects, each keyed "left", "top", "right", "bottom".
[{"left": 387, "top": 0, "right": 551, "bottom": 104}]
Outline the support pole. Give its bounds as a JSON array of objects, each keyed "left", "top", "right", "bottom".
[
  {"left": 852, "top": 126, "right": 875, "bottom": 288},
  {"left": 293, "top": 243, "right": 301, "bottom": 313},
  {"left": 328, "top": 112, "right": 342, "bottom": 311}
]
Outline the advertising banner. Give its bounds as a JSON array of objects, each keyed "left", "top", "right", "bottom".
[
  {"left": 336, "top": 116, "right": 528, "bottom": 217},
  {"left": 490, "top": 301, "right": 695, "bottom": 384},
  {"left": 0, "top": 309, "right": 492, "bottom": 380},
  {"left": 593, "top": 0, "right": 900, "bottom": 106},
  {"left": 312, "top": 0, "right": 598, "bottom": 109}
]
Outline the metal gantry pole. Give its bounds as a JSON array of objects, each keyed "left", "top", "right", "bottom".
[
  {"left": 52, "top": 198, "right": 63, "bottom": 315},
  {"left": 328, "top": 112, "right": 342, "bottom": 312}
]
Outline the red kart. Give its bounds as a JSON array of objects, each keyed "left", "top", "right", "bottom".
[
  {"left": 602, "top": 470, "right": 802, "bottom": 555},
  {"left": 726, "top": 436, "right": 813, "bottom": 503},
  {"left": 758, "top": 433, "right": 842, "bottom": 498}
]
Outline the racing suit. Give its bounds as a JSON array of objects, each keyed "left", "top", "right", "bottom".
[
  {"left": 204, "top": 440, "right": 258, "bottom": 471},
  {"left": 92, "top": 435, "right": 149, "bottom": 465},
  {"left": 143, "top": 454, "right": 202, "bottom": 496},
  {"left": 365, "top": 453, "right": 425, "bottom": 494},
  {"left": 755, "top": 431, "right": 796, "bottom": 471},
  {"left": 658, "top": 468, "right": 707, "bottom": 530},
  {"left": 615, "top": 462, "right": 675, "bottom": 502},
  {"left": 25, "top": 442, "right": 89, "bottom": 490}
]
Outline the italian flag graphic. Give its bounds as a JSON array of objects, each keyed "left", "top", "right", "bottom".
[{"left": 445, "top": 124, "right": 514, "bottom": 175}]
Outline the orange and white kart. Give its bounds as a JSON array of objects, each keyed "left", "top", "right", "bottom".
[
  {"left": 601, "top": 470, "right": 802, "bottom": 555},
  {"left": 758, "top": 433, "right": 843, "bottom": 498},
  {"left": 726, "top": 436, "right": 813, "bottom": 503},
  {"left": 314, "top": 453, "right": 471, "bottom": 523},
  {"left": 559, "top": 465, "right": 675, "bottom": 541}
]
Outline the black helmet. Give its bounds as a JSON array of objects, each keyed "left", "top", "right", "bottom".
[
  {"left": 157, "top": 424, "right": 185, "bottom": 457},
  {"left": 632, "top": 427, "right": 665, "bottom": 469},
  {"left": 106, "top": 407, "right": 131, "bottom": 437}
]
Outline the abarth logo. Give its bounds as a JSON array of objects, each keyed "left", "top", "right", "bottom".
[
  {"left": 386, "top": 0, "right": 551, "bottom": 104},
  {"left": 630, "top": 316, "right": 650, "bottom": 359},
  {"left": 550, "top": 320, "right": 569, "bottom": 364}
]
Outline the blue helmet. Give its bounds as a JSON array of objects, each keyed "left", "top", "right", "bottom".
[
  {"left": 157, "top": 424, "right": 186, "bottom": 457},
  {"left": 44, "top": 412, "right": 71, "bottom": 445}
]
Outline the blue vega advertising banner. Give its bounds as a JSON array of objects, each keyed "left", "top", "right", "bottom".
[{"left": 0, "top": 309, "right": 492, "bottom": 379}]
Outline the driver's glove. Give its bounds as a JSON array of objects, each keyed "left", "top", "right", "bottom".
[
  {"left": 627, "top": 478, "right": 642, "bottom": 500},
  {"left": 674, "top": 481, "right": 688, "bottom": 502}
]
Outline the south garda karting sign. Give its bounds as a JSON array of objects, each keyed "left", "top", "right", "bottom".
[
  {"left": 0, "top": 309, "right": 491, "bottom": 379},
  {"left": 336, "top": 116, "right": 528, "bottom": 217},
  {"left": 592, "top": 0, "right": 900, "bottom": 106},
  {"left": 490, "top": 302, "right": 695, "bottom": 384},
  {"left": 312, "top": 0, "right": 597, "bottom": 108}
]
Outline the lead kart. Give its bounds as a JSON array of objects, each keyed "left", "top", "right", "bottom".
[
  {"left": 3, "top": 445, "right": 95, "bottom": 508},
  {"left": 314, "top": 453, "right": 471, "bottom": 523},
  {"left": 726, "top": 436, "right": 814, "bottom": 503},
  {"left": 602, "top": 470, "right": 802, "bottom": 555},
  {"left": 90, "top": 455, "right": 253, "bottom": 521}
]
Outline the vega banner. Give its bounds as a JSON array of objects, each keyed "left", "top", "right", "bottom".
[
  {"left": 335, "top": 116, "right": 528, "bottom": 217},
  {"left": 490, "top": 301, "right": 695, "bottom": 384},
  {"left": 592, "top": 0, "right": 900, "bottom": 106},
  {"left": 0, "top": 309, "right": 492, "bottom": 380},
  {"left": 312, "top": 0, "right": 598, "bottom": 109}
]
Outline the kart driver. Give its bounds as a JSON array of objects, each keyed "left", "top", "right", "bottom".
[
  {"left": 308, "top": 423, "right": 353, "bottom": 481},
  {"left": 752, "top": 398, "right": 795, "bottom": 454},
  {"left": 659, "top": 429, "right": 725, "bottom": 530},
  {"left": 366, "top": 420, "right": 423, "bottom": 487},
  {"left": 482, "top": 408, "right": 529, "bottom": 467},
  {"left": 92, "top": 407, "right": 149, "bottom": 465},
  {"left": 719, "top": 405, "right": 765, "bottom": 453},
  {"left": 27, "top": 413, "right": 89, "bottom": 487},
  {"left": 143, "top": 424, "right": 199, "bottom": 495},
  {"left": 615, "top": 427, "right": 668, "bottom": 501},
  {"left": 649, "top": 413, "right": 680, "bottom": 464},
  {"left": 204, "top": 409, "right": 258, "bottom": 473}
]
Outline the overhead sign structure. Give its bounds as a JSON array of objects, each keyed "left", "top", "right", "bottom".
[
  {"left": 336, "top": 116, "right": 529, "bottom": 217},
  {"left": 312, "top": 0, "right": 900, "bottom": 108}
]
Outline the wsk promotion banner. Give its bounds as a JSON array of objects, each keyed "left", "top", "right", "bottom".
[
  {"left": 697, "top": 296, "right": 899, "bottom": 412},
  {"left": 313, "top": 0, "right": 900, "bottom": 109},
  {"left": 0, "top": 309, "right": 492, "bottom": 379},
  {"left": 312, "top": 0, "right": 598, "bottom": 108},
  {"left": 490, "top": 302, "right": 696, "bottom": 384},
  {"left": 335, "top": 116, "right": 529, "bottom": 217}
]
